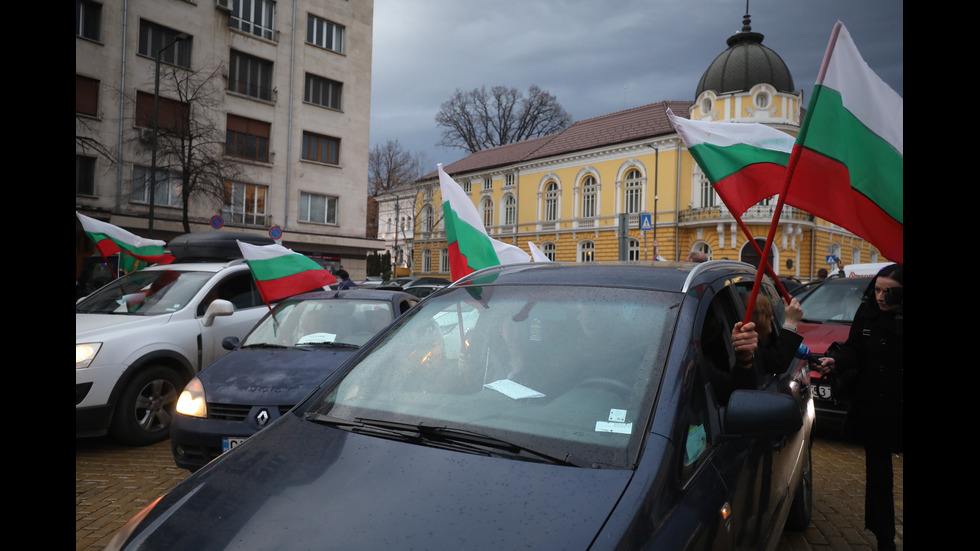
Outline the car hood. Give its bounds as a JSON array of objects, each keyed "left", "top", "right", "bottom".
[
  {"left": 76, "top": 313, "right": 174, "bottom": 342},
  {"left": 797, "top": 321, "right": 850, "bottom": 355},
  {"left": 119, "top": 413, "right": 635, "bottom": 550},
  {"left": 198, "top": 348, "right": 357, "bottom": 406}
]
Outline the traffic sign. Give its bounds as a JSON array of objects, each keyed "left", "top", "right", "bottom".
[
  {"left": 269, "top": 226, "right": 282, "bottom": 240},
  {"left": 640, "top": 213, "right": 652, "bottom": 231},
  {"left": 209, "top": 215, "right": 224, "bottom": 229}
]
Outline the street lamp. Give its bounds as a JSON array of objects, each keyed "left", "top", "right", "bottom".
[{"left": 148, "top": 33, "right": 188, "bottom": 237}]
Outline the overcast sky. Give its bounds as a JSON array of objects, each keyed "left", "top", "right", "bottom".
[{"left": 369, "top": 0, "right": 903, "bottom": 168}]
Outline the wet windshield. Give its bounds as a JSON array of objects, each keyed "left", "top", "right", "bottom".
[
  {"left": 244, "top": 298, "right": 395, "bottom": 348},
  {"left": 307, "top": 284, "right": 679, "bottom": 468},
  {"left": 800, "top": 278, "right": 869, "bottom": 324},
  {"left": 75, "top": 270, "right": 213, "bottom": 315}
]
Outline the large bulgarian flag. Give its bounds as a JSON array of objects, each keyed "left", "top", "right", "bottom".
[
  {"left": 666, "top": 108, "right": 794, "bottom": 216},
  {"left": 785, "top": 22, "right": 903, "bottom": 264},
  {"left": 76, "top": 212, "right": 175, "bottom": 264},
  {"left": 438, "top": 164, "right": 530, "bottom": 281},
  {"left": 237, "top": 240, "right": 337, "bottom": 304}
]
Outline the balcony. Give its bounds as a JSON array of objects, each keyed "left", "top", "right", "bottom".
[{"left": 679, "top": 204, "right": 814, "bottom": 224}]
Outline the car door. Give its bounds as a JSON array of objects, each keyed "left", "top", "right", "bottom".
[
  {"left": 196, "top": 269, "right": 267, "bottom": 369},
  {"left": 693, "top": 281, "right": 775, "bottom": 549}
]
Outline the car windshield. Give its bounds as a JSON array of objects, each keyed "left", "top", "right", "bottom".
[
  {"left": 75, "top": 269, "right": 214, "bottom": 315},
  {"left": 306, "top": 284, "right": 679, "bottom": 469},
  {"left": 244, "top": 298, "right": 394, "bottom": 348},
  {"left": 799, "top": 278, "right": 869, "bottom": 324}
]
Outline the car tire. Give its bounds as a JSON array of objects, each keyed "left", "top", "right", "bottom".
[
  {"left": 110, "top": 365, "right": 184, "bottom": 446},
  {"left": 784, "top": 442, "right": 813, "bottom": 530}
]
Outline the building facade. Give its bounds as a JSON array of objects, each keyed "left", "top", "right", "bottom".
[
  {"left": 404, "top": 16, "right": 889, "bottom": 281},
  {"left": 76, "top": 0, "right": 381, "bottom": 279}
]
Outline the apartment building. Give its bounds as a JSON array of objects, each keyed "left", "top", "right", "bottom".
[{"left": 75, "top": 0, "right": 381, "bottom": 278}]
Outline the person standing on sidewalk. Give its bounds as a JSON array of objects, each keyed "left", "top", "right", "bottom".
[{"left": 815, "top": 263, "right": 903, "bottom": 551}]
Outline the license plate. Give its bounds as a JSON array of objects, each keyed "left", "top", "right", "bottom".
[{"left": 222, "top": 436, "right": 248, "bottom": 452}]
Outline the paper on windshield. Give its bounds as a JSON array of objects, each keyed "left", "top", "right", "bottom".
[{"left": 484, "top": 379, "right": 545, "bottom": 399}]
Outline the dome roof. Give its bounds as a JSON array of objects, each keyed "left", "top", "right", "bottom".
[{"left": 695, "top": 15, "right": 795, "bottom": 98}]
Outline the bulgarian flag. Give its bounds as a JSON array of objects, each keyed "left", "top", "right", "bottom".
[
  {"left": 785, "top": 22, "right": 903, "bottom": 264},
  {"left": 666, "top": 108, "right": 794, "bottom": 216},
  {"left": 76, "top": 212, "right": 175, "bottom": 264},
  {"left": 438, "top": 164, "right": 530, "bottom": 281},
  {"left": 237, "top": 240, "right": 337, "bottom": 304}
]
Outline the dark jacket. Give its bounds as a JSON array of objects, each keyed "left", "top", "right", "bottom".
[{"left": 832, "top": 301, "right": 903, "bottom": 452}]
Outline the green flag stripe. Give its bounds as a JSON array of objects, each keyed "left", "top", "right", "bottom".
[
  {"left": 246, "top": 254, "right": 322, "bottom": 282},
  {"left": 443, "top": 203, "right": 500, "bottom": 270},
  {"left": 688, "top": 143, "right": 790, "bottom": 184},
  {"left": 87, "top": 231, "right": 165, "bottom": 256},
  {"left": 801, "top": 85, "right": 903, "bottom": 223}
]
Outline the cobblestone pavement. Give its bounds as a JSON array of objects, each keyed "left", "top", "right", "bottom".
[{"left": 76, "top": 429, "right": 902, "bottom": 550}]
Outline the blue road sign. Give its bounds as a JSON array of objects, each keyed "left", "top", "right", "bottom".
[{"left": 640, "top": 213, "right": 652, "bottom": 231}]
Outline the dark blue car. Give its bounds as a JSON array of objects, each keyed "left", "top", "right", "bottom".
[
  {"left": 170, "top": 289, "right": 417, "bottom": 472},
  {"left": 112, "top": 261, "right": 814, "bottom": 550}
]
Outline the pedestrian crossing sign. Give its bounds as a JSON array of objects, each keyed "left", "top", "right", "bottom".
[{"left": 640, "top": 213, "right": 652, "bottom": 231}]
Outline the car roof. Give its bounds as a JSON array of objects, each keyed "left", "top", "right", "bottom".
[
  {"left": 138, "top": 260, "right": 247, "bottom": 274},
  {"left": 452, "top": 260, "right": 761, "bottom": 293},
  {"left": 286, "top": 288, "right": 418, "bottom": 302}
]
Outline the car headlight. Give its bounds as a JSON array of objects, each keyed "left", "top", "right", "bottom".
[
  {"left": 176, "top": 377, "right": 207, "bottom": 418},
  {"left": 76, "top": 343, "right": 102, "bottom": 369}
]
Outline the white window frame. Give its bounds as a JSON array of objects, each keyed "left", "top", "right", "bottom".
[
  {"left": 224, "top": 181, "right": 268, "bottom": 226},
  {"left": 231, "top": 0, "right": 276, "bottom": 41},
  {"left": 131, "top": 165, "right": 181, "bottom": 207},
  {"left": 300, "top": 191, "right": 338, "bottom": 225},
  {"left": 307, "top": 14, "right": 345, "bottom": 53}
]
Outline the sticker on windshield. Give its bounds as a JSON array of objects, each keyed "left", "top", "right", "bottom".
[
  {"left": 595, "top": 409, "right": 632, "bottom": 434},
  {"left": 484, "top": 379, "right": 545, "bottom": 399}
]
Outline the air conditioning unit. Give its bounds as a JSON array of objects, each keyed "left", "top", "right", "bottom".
[
  {"left": 215, "top": 0, "right": 232, "bottom": 11},
  {"left": 139, "top": 128, "right": 155, "bottom": 143}
]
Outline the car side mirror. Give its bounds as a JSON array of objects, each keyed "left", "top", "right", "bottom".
[
  {"left": 723, "top": 389, "right": 803, "bottom": 436},
  {"left": 203, "top": 299, "right": 235, "bottom": 327},
  {"left": 222, "top": 336, "right": 240, "bottom": 351}
]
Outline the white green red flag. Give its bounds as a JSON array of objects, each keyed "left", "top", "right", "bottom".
[
  {"left": 76, "top": 211, "right": 175, "bottom": 264},
  {"left": 438, "top": 164, "right": 530, "bottom": 281},
  {"left": 786, "top": 22, "right": 903, "bottom": 264},
  {"left": 237, "top": 240, "right": 337, "bottom": 304},
  {"left": 666, "top": 108, "right": 794, "bottom": 216}
]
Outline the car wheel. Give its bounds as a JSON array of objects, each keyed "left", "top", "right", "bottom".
[
  {"left": 784, "top": 442, "right": 813, "bottom": 530},
  {"left": 110, "top": 365, "right": 184, "bottom": 446}
]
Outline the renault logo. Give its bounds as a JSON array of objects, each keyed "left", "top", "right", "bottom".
[{"left": 256, "top": 409, "right": 270, "bottom": 426}]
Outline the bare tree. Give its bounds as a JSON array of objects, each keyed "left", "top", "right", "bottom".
[
  {"left": 435, "top": 85, "right": 572, "bottom": 153},
  {"left": 76, "top": 115, "right": 116, "bottom": 165},
  {"left": 142, "top": 65, "right": 240, "bottom": 233},
  {"left": 368, "top": 138, "right": 428, "bottom": 195}
]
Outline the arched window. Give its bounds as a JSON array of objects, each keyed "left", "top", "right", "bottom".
[
  {"left": 440, "top": 248, "right": 449, "bottom": 273},
  {"left": 422, "top": 248, "right": 432, "bottom": 273},
  {"left": 628, "top": 238, "right": 641, "bottom": 261},
  {"left": 421, "top": 204, "right": 434, "bottom": 232},
  {"left": 698, "top": 171, "right": 716, "bottom": 208},
  {"left": 503, "top": 194, "right": 516, "bottom": 226},
  {"left": 581, "top": 176, "right": 596, "bottom": 218},
  {"left": 542, "top": 242, "right": 556, "bottom": 261},
  {"left": 480, "top": 196, "right": 494, "bottom": 228},
  {"left": 545, "top": 181, "right": 559, "bottom": 221},
  {"left": 578, "top": 240, "right": 595, "bottom": 262},
  {"left": 624, "top": 169, "right": 642, "bottom": 214}
]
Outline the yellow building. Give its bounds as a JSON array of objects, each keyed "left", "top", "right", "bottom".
[{"left": 408, "top": 16, "right": 891, "bottom": 281}]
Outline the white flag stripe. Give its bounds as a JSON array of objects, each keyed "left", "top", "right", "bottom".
[
  {"left": 237, "top": 240, "right": 297, "bottom": 261},
  {"left": 76, "top": 212, "right": 167, "bottom": 248},
  {"left": 823, "top": 24, "right": 903, "bottom": 155},
  {"left": 666, "top": 109, "right": 794, "bottom": 152}
]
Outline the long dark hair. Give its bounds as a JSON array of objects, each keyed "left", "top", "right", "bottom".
[{"left": 862, "top": 263, "right": 903, "bottom": 303}]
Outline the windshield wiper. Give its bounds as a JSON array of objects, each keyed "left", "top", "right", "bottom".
[
  {"left": 241, "top": 343, "right": 292, "bottom": 349},
  {"left": 305, "top": 414, "right": 578, "bottom": 465},
  {"left": 301, "top": 342, "right": 360, "bottom": 349}
]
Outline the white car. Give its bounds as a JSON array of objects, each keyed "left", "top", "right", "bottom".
[{"left": 76, "top": 236, "right": 272, "bottom": 445}]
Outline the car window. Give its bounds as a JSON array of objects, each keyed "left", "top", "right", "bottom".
[
  {"left": 306, "top": 284, "right": 680, "bottom": 468},
  {"left": 697, "top": 288, "right": 742, "bottom": 406},
  {"left": 75, "top": 269, "right": 214, "bottom": 315},
  {"left": 799, "top": 279, "right": 868, "bottom": 324},
  {"left": 196, "top": 271, "right": 263, "bottom": 316},
  {"left": 679, "top": 367, "right": 713, "bottom": 483}
]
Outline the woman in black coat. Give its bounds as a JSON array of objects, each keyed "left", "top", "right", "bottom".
[{"left": 816, "top": 263, "right": 903, "bottom": 551}]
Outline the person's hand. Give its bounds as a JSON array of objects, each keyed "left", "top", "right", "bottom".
[
  {"left": 784, "top": 297, "right": 803, "bottom": 327},
  {"left": 813, "top": 356, "right": 835, "bottom": 375},
  {"left": 732, "top": 321, "right": 758, "bottom": 362}
]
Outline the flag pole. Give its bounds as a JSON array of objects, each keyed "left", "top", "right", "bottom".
[
  {"left": 732, "top": 213, "right": 792, "bottom": 301},
  {"left": 742, "top": 21, "right": 842, "bottom": 325}
]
